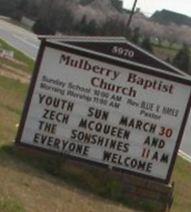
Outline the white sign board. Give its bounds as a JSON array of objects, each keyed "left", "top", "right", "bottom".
[{"left": 16, "top": 41, "right": 191, "bottom": 183}]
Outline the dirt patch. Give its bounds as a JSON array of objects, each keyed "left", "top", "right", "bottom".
[{"left": 0, "top": 64, "right": 30, "bottom": 84}]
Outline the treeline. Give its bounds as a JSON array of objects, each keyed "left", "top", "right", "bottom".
[
  {"left": 151, "top": 9, "right": 191, "bottom": 27},
  {"left": 0, "top": 0, "right": 41, "bottom": 19}
]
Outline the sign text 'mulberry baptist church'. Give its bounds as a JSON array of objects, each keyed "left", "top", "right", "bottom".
[
  {"left": 59, "top": 53, "right": 174, "bottom": 97},
  {"left": 16, "top": 39, "right": 191, "bottom": 183}
]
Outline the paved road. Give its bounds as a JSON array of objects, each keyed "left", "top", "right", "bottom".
[
  {"left": 180, "top": 112, "right": 191, "bottom": 159},
  {"left": 0, "top": 18, "right": 39, "bottom": 59},
  {"left": 0, "top": 18, "right": 191, "bottom": 159}
]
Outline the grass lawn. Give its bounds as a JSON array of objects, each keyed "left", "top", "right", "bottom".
[
  {"left": 153, "top": 45, "right": 178, "bottom": 62},
  {"left": 0, "top": 38, "right": 34, "bottom": 73},
  {"left": 171, "top": 158, "right": 191, "bottom": 212}
]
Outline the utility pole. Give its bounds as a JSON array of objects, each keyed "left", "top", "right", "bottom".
[{"left": 126, "top": 0, "right": 138, "bottom": 29}]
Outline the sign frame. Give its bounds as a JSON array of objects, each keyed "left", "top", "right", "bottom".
[{"left": 16, "top": 39, "right": 191, "bottom": 184}]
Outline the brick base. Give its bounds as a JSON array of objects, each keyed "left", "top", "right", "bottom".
[
  {"left": 15, "top": 146, "right": 174, "bottom": 212},
  {"left": 62, "top": 158, "right": 174, "bottom": 212}
]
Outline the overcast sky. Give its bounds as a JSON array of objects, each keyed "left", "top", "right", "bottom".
[{"left": 123, "top": 0, "right": 191, "bottom": 17}]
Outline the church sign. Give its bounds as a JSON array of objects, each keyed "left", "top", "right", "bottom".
[{"left": 16, "top": 39, "right": 191, "bottom": 183}]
